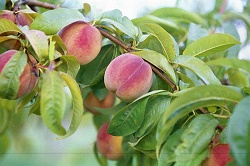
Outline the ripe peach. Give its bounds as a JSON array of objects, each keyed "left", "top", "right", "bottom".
[
  {"left": 0, "top": 50, "right": 38, "bottom": 99},
  {"left": 202, "top": 144, "right": 233, "bottom": 166},
  {"left": 0, "top": 10, "right": 32, "bottom": 26},
  {"left": 0, "top": 10, "right": 15, "bottom": 22},
  {"left": 84, "top": 91, "right": 115, "bottom": 114},
  {"left": 104, "top": 53, "right": 153, "bottom": 102},
  {"left": 96, "top": 122, "right": 123, "bottom": 160},
  {"left": 58, "top": 21, "right": 102, "bottom": 65}
]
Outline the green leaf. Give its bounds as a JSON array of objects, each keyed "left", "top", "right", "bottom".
[
  {"left": 0, "top": 133, "right": 10, "bottom": 157},
  {"left": 108, "top": 97, "right": 149, "bottom": 136},
  {"left": 0, "top": 18, "right": 21, "bottom": 34},
  {"left": 175, "top": 115, "right": 219, "bottom": 162},
  {"left": 151, "top": 7, "right": 206, "bottom": 26},
  {"left": 101, "top": 9, "right": 138, "bottom": 39},
  {"left": 0, "top": 1, "right": 5, "bottom": 10},
  {"left": 20, "top": 28, "right": 48, "bottom": 60},
  {"left": 40, "top": 70, "right": 66, "bottom": 136},
  {"left": 227, "top": 96, "right": 250, "bottom": 166},
  {"left": 174, "top": 55, "right": 221, "bottom": 85},
  {"left": 183, "top": 33, "right": 240, "bottom": 57},
  {"left": 0, "top": 106, "right": 9, "bottom": 134},
  {"left": 133, "top": 50, "right": 177, "bottom": 83},
  {"left": 57, "top": 55, "right": 80, "bottom": 79},
  {"left": 206, "top": 58, "right": 250, "bottom": 74},
  {"left": 58, "top": 72, "right": 83, "bottom": 139},
  {"left": 137, "top": 22, "right": 176, "bottom": 62},
  {"left": 227, "top": 68, "right": 249, "bottom": 88},
  {"left": 0, "top": 51, "right": 27, "bottom": 99},
  {"left": 156, "top": 85, "right": 243, "bottom": 157},
  {"left": 30, "top": 8, "right": 85, "bottom": 35}
]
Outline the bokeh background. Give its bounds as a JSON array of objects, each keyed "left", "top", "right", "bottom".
[{"left": 1, "top": 0, "right": 249, "bottom": 166}]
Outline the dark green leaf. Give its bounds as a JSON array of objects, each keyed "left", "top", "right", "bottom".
[
  {"left": 40, "top": 70, "right": 66, "bottom": 136},
  {"left": 227, "top": 96, "right": 250, "bottom": 166},
  {"left": 58, "top": 55, "right": 80, "bottom": 78},
  {"left": 174, "top": 55, "right": 221, "bottom": 85},
  {"left": 30, "top": 8, "right": 85, "bottom": 35},
  {"left": 183, "top": 33, "right": 240, "bottom": 57}
]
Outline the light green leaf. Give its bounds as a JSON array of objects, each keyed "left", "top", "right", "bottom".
[
  {"left": 183, "top": 33, "right": 240, "bottom": 57},
  {"left": 40, "top": 70, "right": 66, "bottom": 136},
  {"left": 58, "top": 55, "right": 80, "bottom": 79},
  {"left": 0, "top": 51, "right": 26, "bottom": 99},
  {"left": 58, "top": 72, "right": 83, "bottom": 139},
  {"left": 227, "top": 96, "right": 250, "bottom": 166},
  {"left": 0, "top": 18, "right": 21, "bottom": 34},
  {"left": 227, "top": 68, "right": 249, "bottom": 88},
  {"left": 206, "top": 58, "right": 250, "bottom": 74},
  {"left": 175, "top": 115, "right": 219, "bottom": 162},
  {"left": 0, "top": 106, "right": 8, "bottom": 134},
  {"left": 20, "top": 28, "right": 48, "bottom": 60},
  {"left": 133, "top": 50, "right": 177, "bottom": 83},
  {"left": 156, "top": 85, "right": 243, "bottom": 157},
  {"left": 108, "top": 97, "right": 149, "bottom": 136},
  {"left": 151, "top": 7, "right": 206, "bottom": 26},
  {"left": 174, "top": 55, "right": 221, "bottom": 85},
  {"left": 30, "top": 8, "right": 85, "bottom": 35},
  {"left": 137, "top": 22, "right": 176, "bottom": 62}
]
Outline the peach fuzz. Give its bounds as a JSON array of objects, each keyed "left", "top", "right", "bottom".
[
  {"left": 58, "top": 21, "right": 102, "bottom": 65},
  {"left": 104, "top": 53, "right": 153, "bottom": 102},
  {"left": 96, "top": 122, "right": 123, "bottom": 160}
]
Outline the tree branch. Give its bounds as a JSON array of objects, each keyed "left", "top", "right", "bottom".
[{"left": 13, "top": 0, "right": 57, "bottom": 12}]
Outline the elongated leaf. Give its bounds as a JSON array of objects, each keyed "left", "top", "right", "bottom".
[
  {"left": 156, "top": 85, "right": 243, "bottom": 157},
  {"left": 175, "top": 115, "right": 219, "bottom": 162},
  {"left": 0, "top": 18, "right": 21, "bottom": 34},
  {"left": 174, "top": 55, "right": 221, "bottom": 85},
  {"left": 0, "top": 51, "right": 26, "bottom": 99},
  {"left": 108, "top": 97, "right": 149, "bottom": 136},
  {"left": 206, "top": 58, "right": 250, "bottom": 74},
  {"left": 40, "top": 70, "right": 66, "bottom": 136},
  {"left": 151, "top": 7, "right": 206, "bottom": 26},
  {"left": 101, "top": 9, "right": 138, "bottom": 39},
  {"left": 30, "top": 8, "right": 85, "bottom": 35},
  {"left": 137, "top": 22, "right": 176, "bottom": 62},
  {"left": 183, "top": 33, "right": 240, "bottom": 57},
  {"left": 58, "top": 72, "right": 83, "bottom": 139},
  {"left": 58, "top": 55, "right": 80, "bottom": 78},
  {"left": 20, "top": 28, "right": 48, "bottom": 60},
  {"left": 227, "top": 96, "right": 250, "bottom": 166},
  {"left": 133, "top": 50, "right": 177, "bottom": 83}
]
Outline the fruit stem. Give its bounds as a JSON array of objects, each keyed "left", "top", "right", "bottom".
[{"left": 13, "top": 0, "right": 57, "bottom": 12}]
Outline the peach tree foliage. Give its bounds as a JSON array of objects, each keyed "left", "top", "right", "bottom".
[{"left": 0, "top": 0, "right": 250, "bottom": 166}]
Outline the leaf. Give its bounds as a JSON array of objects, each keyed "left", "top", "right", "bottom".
[
  {"left": 0, "top": 51, "right": 27, "bottom": 99},
  {"left": 174, "top": 55, "right": 221, "bottom": 85},
  {"left": 156, "top": 85, "right": 243, "bottom": 157},
  {"left": 40, "top": 70, "right": 66, "bottom": 136},
  {"left": 58, "top": 72, "right": 83, "bottom": 139},
  {"left": 137, "top": 22, "right": 176, "bottom": 62},
  {"left": 0, "top": 106, "right": 9, "bottom": 134},
  {"left": 227, "top": 96, "right": 250, "bottom": 166},
  {"left": 20, "top": 28, "right": 48, "bottom": 60},
  {"left": 0, "top": 133, "right": 10, "bottom": 157},
  {"left": 108, "top": 97, "right": 149, "bottom": 136},
  {"left": 150, "top": 7, "right": 206, "bottom": 26},
  {"left": 183, "top": 33, "right": 241, "bottom": 57},
  {"left": 30, "top": 8, "right": 85, "bottom": 35},
  {"left": 133, "top": 50, "right": 177, "bottom": 83},
  {"left": 0, "top": 18, "right": 21, "bottom": 34},
  {"left": 57, "top": 55, "right": 80, "bottom": 78},
  {"left": 175, "top": 115, "right": 219, "bottom": 162},
  {"left": 206, "top": 58, "right": 250, "bottom": 74},
  {"left": 227, "top": 68, "right": 249, "bottom": 88},
  {"left": 101, "top": 9, "right": 138, "bottom": 39}
]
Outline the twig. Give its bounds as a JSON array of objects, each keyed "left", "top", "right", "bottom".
[{"left": 13, "top": 0, "right": 57, "bottom": 12}]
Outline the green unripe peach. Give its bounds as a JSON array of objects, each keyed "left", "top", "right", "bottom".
[
  {"left": 0, "top": 50, "right": 38, "bottom": 99},
  {"left": 96, "top": 122, "right": 123, "bottom": 160},
  {"left": 58, "top": 21, "right": 102, "bottom": 65},
  {"left": 104, "top": 53, "right": 153, "bottom": 102}
]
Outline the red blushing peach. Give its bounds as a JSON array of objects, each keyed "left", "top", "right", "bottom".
[
  {"left": 84, "top": 91, "right": 115, "bottom": 114},
  {"left": 96, "top": 122, "right": 123, "bottom": 160},
  {"left": 104, "top": 53, "right": 153, "bottom": 102},
  {"left": 58, "top": 21, "right": 102, "bottom": 65}
]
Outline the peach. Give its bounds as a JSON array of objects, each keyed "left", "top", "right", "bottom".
[
  {"left": 0, "top": 10, "right": 32, "bottom": 26},
  {"left": 84, "top": 91, "right": 115, "bottom": 114},
  {"left": 0, "top": 10, "right": 15, "bottom": 23},
  {"left": 104, "top": 53, "right": 153, "bottom": 102},
  {"left": 202, "top": 144, "right": 233, "bottom": 166},
  {"left": 0, "top": 50, "right": 38, "bottom": 99},
  {"left": 96, "top": 122, "right": 123, "bottom": 160},
  {"left": 58, "top": 21, "right": 102, "bottom": 65}
]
